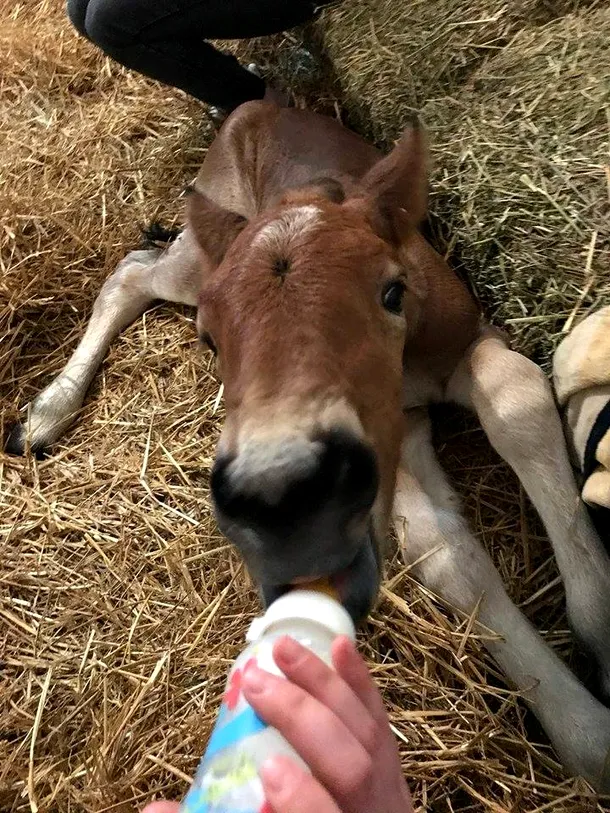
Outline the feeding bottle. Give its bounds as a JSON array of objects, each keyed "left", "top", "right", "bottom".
[{"left": 180, "top": 582, "right": 356, "bottom": 813}]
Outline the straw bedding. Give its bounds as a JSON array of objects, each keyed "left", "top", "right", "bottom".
[
  {"left": 322, "top": 0, "right": 610, "bottom": 361},
  {"left": 0, "top": 1, "right": 608, "bottom": 811}
]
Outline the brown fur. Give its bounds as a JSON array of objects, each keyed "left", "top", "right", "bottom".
[
  {"left": 10, "top": 101, "right": 610, "bottom": 790},
  {"left": 187, "top": 102, "right": 481, "bottom": 544}
]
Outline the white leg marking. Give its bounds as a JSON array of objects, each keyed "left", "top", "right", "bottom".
[
  {"left": 446, "top": 331, "right": 610, "bottom": 698},
  {"left": 393, "top": 408, "right": 610, "bottom": 791},
  {"left": 8, "top": 230, "right": 201, "bottom": 453}
]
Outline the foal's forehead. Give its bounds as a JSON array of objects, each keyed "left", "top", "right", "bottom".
[
  {"left": 251, "top": 204, "right": 323, "bottom": 253},
  {"left": 244, "top": 201, "right": 385, "bottom": 270}
]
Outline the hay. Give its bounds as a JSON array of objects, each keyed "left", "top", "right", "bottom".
[
  {"left": 321, "top": 0, "right": 606, "bottom": 141},
  {"left": 322, "top": 0, "right": 610, "bottom": 361},
  {"left": 424, "top": 11, "right": 610, "bottom": 361},
  {"left": 0, "top": 1, "right": 608, "bottom": 811}
]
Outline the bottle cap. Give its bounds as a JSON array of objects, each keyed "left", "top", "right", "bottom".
[{"left": 246, "top": 589, "right": 356, "bottom": 643}]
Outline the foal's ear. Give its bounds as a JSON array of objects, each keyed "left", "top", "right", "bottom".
[
  {"left": 359, "top": 124, "right": 429, "bottom": 245},
  {"left": 186, "top": 186, "right": 247, "bottom": 266}
]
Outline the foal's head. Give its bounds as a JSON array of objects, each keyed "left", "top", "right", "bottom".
[{"left": 189, "top": 128, "right": 428, "bottom": 619}]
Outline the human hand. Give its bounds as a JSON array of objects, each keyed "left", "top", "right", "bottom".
[
  {"left": 142, "top": 636, "right": 413, "bottom": 813},
  {"left": 241, "top": 635, "right": 413, "bottom": 813}
]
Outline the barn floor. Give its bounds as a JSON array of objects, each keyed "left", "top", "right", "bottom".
[{"left": 0, "top": 1, "right": 607, "bottom": 811}]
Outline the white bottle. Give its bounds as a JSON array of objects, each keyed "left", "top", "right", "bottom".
[{"left": 180, "top": 588, "right": 356, "bottom": 813}]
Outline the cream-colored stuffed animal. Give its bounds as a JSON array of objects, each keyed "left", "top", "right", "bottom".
[{"left": 553, "top": 306, "right": 610, "bottom": 544}]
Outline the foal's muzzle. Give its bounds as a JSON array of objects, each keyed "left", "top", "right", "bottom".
[{"left": 211, "top": 429, "right": 380, "bottom": 620}]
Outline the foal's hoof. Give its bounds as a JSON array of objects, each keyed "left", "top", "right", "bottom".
[
  {"left": 4, "top": 423, "right": 46, "bottom": 459},
  {"left": 246, "top": 62, "right": 263, "bottom": 79},
  {"left": 207, "top": 106, "right": 229, "bottom": 130}
]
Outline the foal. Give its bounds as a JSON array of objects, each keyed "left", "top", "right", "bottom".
[{"left": 7, "top": 101, "right": 610, "bottom": 791}]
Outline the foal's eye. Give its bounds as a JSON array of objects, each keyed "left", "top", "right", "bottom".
[
  {"left": 382, "top": 281, "right": 406, "bottom": 315},
  {"left": 200, "top": 332, "right": 217, "bottom": 355}
]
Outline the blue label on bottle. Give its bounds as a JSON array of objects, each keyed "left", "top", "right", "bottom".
[
  {"left": 180, "top": 704, "right": 270, "bottom": 813},
  {"left": 181, "top": 785, "right": 261, "bottom": 813},
  {"left": 205, "top": 706, "right": 268, "bottom": 762}
]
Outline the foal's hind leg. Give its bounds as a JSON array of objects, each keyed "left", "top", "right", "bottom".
[
  {"left": 446, "top": 329, "right": 610, "bottom": 701},
  {"left": 6, "top": 229, "right": 201, "bottom": 456},
  {"left": 394, "top": 409, "right": 610, "bottom": 791}
]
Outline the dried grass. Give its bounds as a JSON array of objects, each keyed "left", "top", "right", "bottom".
[
  {"left": 322, "top": 0, "right": 610, "bottom": 361},
  {"left": 1, "top": 1, "right": 608, "bottom": 812}
]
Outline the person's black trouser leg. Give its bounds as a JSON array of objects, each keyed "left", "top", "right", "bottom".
[{"left": 67, "top": 0, "right": 334, "bottom": 110}]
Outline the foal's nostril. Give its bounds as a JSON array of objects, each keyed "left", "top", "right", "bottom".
[
  {"left": 318, "top": 429, "right": 379, "bottom": 514},
  {"left": 211, "top": 429, "right": 378, "bottom": 530}
]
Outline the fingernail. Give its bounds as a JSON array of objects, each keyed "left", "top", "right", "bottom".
[
  {"left": 261, "top": 757, "right": 286, "bottom": 792},
  {"left": 243, "top": 665, "right": 268, "bottom": 694},
  {"left": 276, "top": 636, "right": 301, "bottom": 665}
]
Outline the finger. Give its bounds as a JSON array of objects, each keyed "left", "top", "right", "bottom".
[
  {"left": 272, "top": 636, "right": 376, "bottom": 750},
  {"left": 261, "top": 756, "right": 342, "bottom": 813},
  {"left": 141, "top": 803, "right": 180, "bottom": 813},
  {"left": 331, "top": 636, "right": 389, "bottom": 725},
  {"left": 243, "top": 666, "right": 371, "bottom": 799}
]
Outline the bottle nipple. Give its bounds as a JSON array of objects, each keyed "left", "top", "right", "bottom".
[{"left": 296, "top": 578, "right": 339, "bottom": 601}]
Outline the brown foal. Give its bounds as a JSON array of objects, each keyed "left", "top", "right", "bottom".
[{"left": 7, "top": 101, "right": 610, "bottom": 791}]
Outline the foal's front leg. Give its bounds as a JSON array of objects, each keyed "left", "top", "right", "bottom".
[
  {"left": 6, "top": 230, "right": 201, "bottom": 456},
  {"left": 394, "top": 410, "right": 610, "bottom": 791},
  {"left": 447, "top": 331, "right": 610, "bottom": 699}
]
